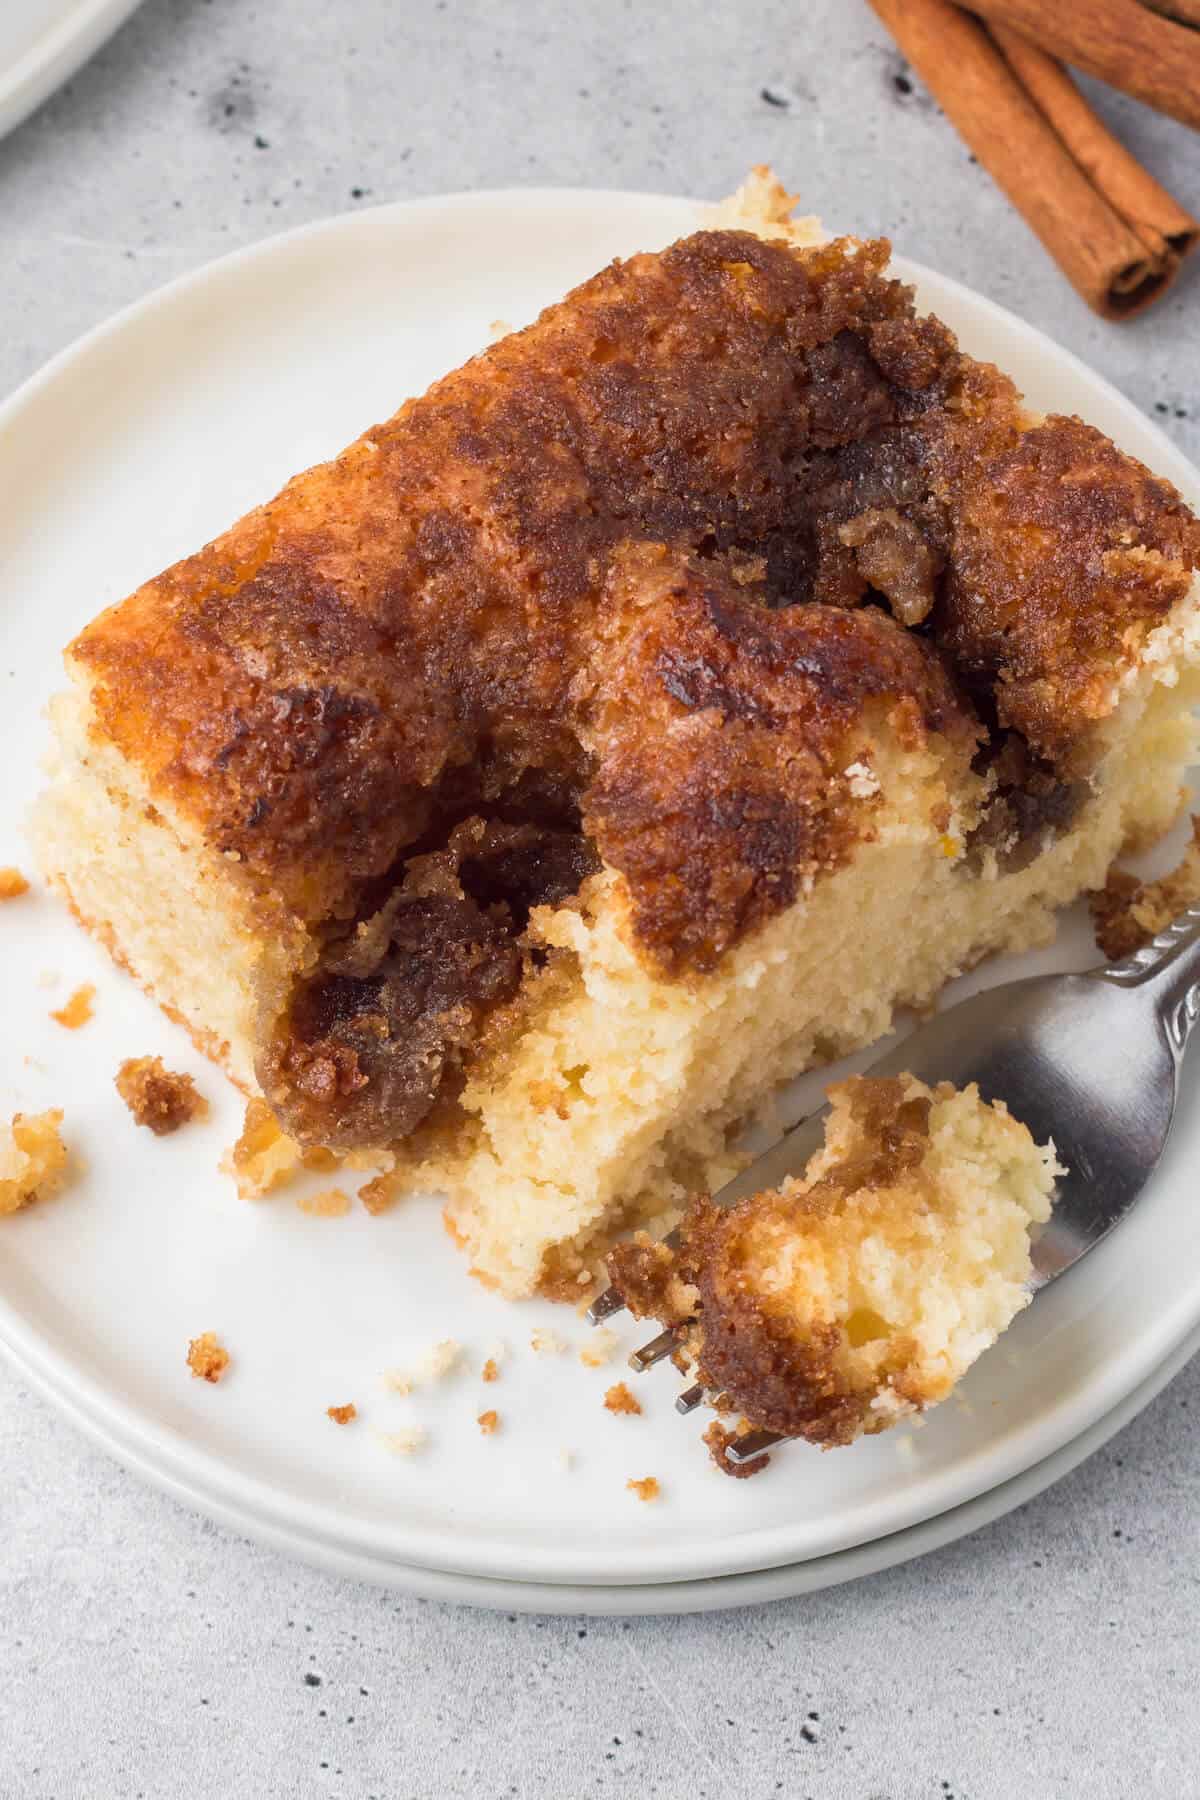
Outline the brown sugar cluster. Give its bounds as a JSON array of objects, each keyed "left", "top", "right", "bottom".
[{"left": 116, "top": 1056, "right": 207, "bottom": 1135}]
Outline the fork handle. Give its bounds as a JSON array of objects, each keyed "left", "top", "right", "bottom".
[{"left": 1093, "top": 900, "right": 1200, "bottom": 1057}]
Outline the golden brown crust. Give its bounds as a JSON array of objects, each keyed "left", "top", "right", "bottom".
[
  {"left": 929, "top": 391, "right": 1200, "bottom": 766},
  {"left": 70, "top": 231, "right": 964, "bottom": 933},
  {"left": 115, "top": 1055, "right": 207, "bottom": 1135}
]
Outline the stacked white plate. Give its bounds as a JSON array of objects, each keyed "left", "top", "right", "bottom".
[
  {"left": 0, "top": 1, "right": 144, "bottom": 141},
  {"left": 3, "top": 189, "right": 1199, "bottom": 1614}
]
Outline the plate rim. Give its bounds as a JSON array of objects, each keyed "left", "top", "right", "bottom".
[
  {"left": 0, "top": 0, "right": 144, "bottom": 141},
  {"left": 5, "top": 1312, "right": 1195, "bottom": 1615},
  {"left": 3, "top": 183, "right": 1200, "bottom": 1588}
]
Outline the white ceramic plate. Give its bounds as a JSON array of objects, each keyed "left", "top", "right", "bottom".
[
  {"left": 7, "top": 1290, "right": 1197, "bottom": 1615},
  {"left": 2, "top": 188, "right": 1199, "bottom": 1593},
  {"left": 0, "top": 0, "right": 142, "bottom": 141}
]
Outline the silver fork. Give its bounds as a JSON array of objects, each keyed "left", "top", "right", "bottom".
[{"left": 588, "top": 904, "right": 1200, "bottom": 1465}]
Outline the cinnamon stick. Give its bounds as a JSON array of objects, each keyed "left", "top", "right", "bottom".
[
  {"left": 1139, "top": 0, "right": 1200, "bottom": 29},
  {"left": 868, "top": 0, "right": 1189, "bottom": 316},
  {"left": 961, "top": 0, "right": 1200, "bottom": 130},
  {"left": 990, "top": 23, "right": 1198, "bottom": 266}
]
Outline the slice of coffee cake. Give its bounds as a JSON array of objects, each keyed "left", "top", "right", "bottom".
[{"left": 35, "top": 175, "right": 1200, "bottom": 1296}]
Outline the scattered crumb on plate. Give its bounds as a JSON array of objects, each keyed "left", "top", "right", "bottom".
[
  {"left": 50, "top": 983, "right": 95, "bottom": 1029},
  {"left": 383, "top": 1338, "right": 462, "bottom": 1395},
  {"left": 481, "top": 1357, "right": 500, "bottom": 1383},
  {"left": 326, "top": 1403, "right": 358, "bottom": 1425},
  {"left": 359, "top": 1168, "right": 402, "bottom": 1214},
  {"left": 115, "top": 1055, "right": 207, "bottom": 1135},
  {"left": 580, "top": 1328, "right": 619, "bottom": 1368},
  {"left": 626, "top": 1477, "right": 660, "bottom": 1503},
  {"left": 604, "top": 1382, "right": 643, "bottom": 1417},
  {"left": 477, "top": 1409, "right": 500, "bottom": 1435},
  {"left": 0, "top": 868, "right": 30, "bottom": 900},
  {"left": 556, "top": 1449, "right": 575, "bottom": 1473},
  {"left": 488, "top": 318, "right": 512, "bottom": 339},
  {"left": 530, "top": 1327, "right": 566, "bottom": 1355},
  {"left": 0, "top": 1109, "right": 68, "bottom": 1216},
  {"left": 35, "top": 970, "right": 60, "bottom": 989},
  {"left": 375, "top": 1426, "right": 426, "bottom": 1456},
  {"left": 187, "top": 1331, "right": 229, "bottom": 1384},
  {"left": 297, "top": 1186, "right": 351, "bottom": 1217},
  {"left": 1089, "top": 816, "right": 1200, "bottom": 960},
  {"left": 421, "top": 1339, "right": 461, "bottom": 1381}
]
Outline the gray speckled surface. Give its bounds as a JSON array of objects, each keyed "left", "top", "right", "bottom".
[{"left": 3, "top": 3, "right": 1199, "bottom": 1794}]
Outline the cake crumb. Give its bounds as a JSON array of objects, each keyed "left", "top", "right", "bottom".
[
  {"left": 327, "top": 1403, "right": 357, "bottom": 1425},
  {"left": 359, "top": 1168, "right": 402, "bottom": 1214},
  {"left": 35, "top": 970, "right": 60, "bottom": 989},
  {"left": 375, "top": 1426, "right": 426, "bottom": 1457},
  {"left": 187, "top": 1332, "right": 229, "bottom": 1384},
  {"left": 481, "top": 1357, "right": 500, "bottom": 1383},
  {"left": 421, "top": 1338, "right": 462, "bottom": 1381},
  {"left": 223, "top": 1098, "right": 305, "bottom": 1198},
  {"left": 383, "top": 1338, "right": 462, "bottom": 1395},
  {"left": 0, "top": 867, "right": 29, "bottom": 900},
  {"left": 50, "top": 984, "right": 95, "bottom": 1030},
  {"left": 0, "top": 1110, "right": 69, "bottom": 1216},
  {"left": 626, "top": 1477, "right": 660, "bottom": 1503},
  {"left": 604, "top": 1381, "right": 643, "bottom": 1416},
  {"left": 477, "top": 1409, "right": 500, "bottom": 1435},
  {"left": 1090, "top": 816, "right": 1200, "bottom": 960},
  {"left": 580, "top": 1329, "right": 619, "bottom": 1368},
  {"left": 297, "top": 1186, "right": 351, "bottom": 1217},
  {"left": 557, "top": 1448, "right": 575, "bottom": 1473},
  {"left": 488, "top": 318, "right": 512, "bottom": 340},
  {"left": 530, "top": 1327, "right": 566, "bottom": 1355},
  {"left": 115, "top": 1056, "right": 207, "bottom": 1135}
]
